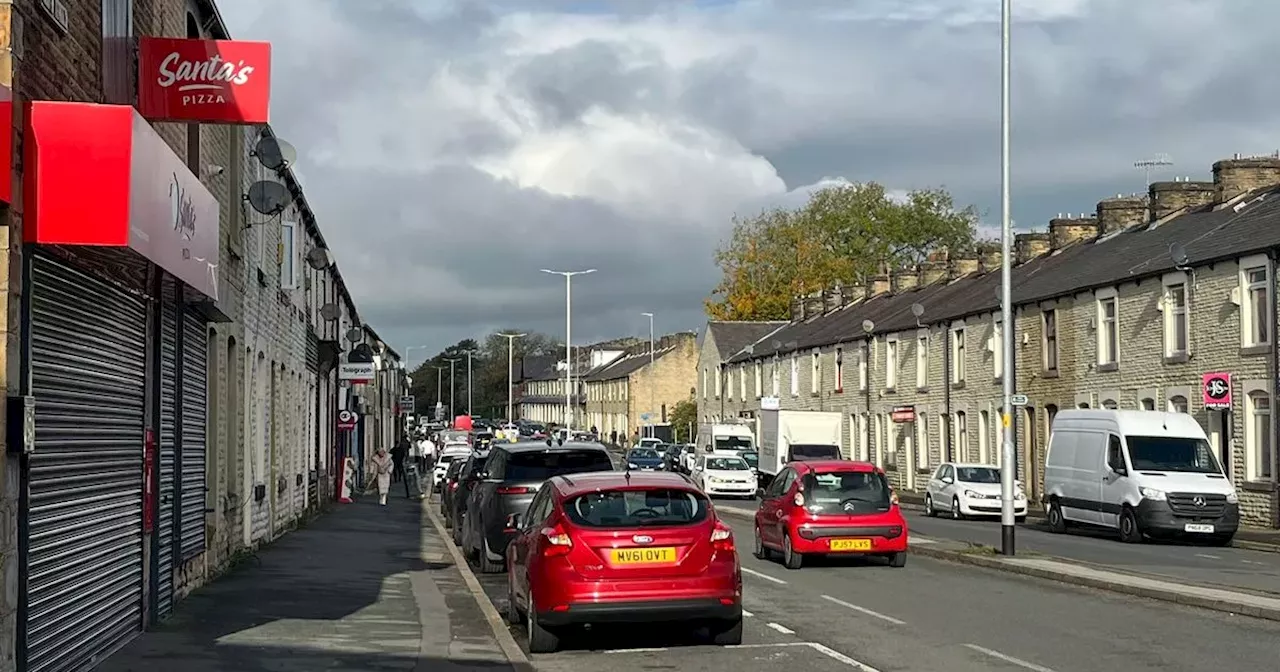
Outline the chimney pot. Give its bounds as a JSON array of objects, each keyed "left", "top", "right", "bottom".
[
  {"left": 1048, "top": 215, "right": 1100, "bottom": 250},
  {"left": 1148, "top": 179, "right": 1215, "bottom": 221},
  {"left": 1212, "top": 156, "right": 1280, "bottom": 204}
]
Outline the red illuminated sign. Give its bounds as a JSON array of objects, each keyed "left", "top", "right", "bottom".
[{"left": 137, "top": 37, "right": 272, "bottom": 124}]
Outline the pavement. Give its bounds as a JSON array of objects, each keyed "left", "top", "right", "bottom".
[{"left": 96, "top": 493, "right": 522, "bottom": 672}]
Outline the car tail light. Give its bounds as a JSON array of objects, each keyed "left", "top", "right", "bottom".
[
  {"left": 541, "top": 524, "right": 572, "bottom": 557},
  {"left": 711, "top": 521, "right": 734, "bottom": 552},
  {"left": 497, "top": 486, "right": 534, "bottom": 495},
  {"left": 793, "top": 492, "right": 805, "bottom": 507}
]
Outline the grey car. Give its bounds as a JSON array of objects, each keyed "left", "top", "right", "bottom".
[{"left": 462, "top": 440, "right": 615, "bottom": 573}]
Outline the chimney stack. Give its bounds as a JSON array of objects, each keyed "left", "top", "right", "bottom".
[
  {"left": 949, "top": 254, "right": 980, "bottom": 278},
  {"left": 1096, "top": 194, "right": 1148, "bottom": 234},
  {"left": 823, "top": 285, "right": 842, "bottom": 313},
  {"left": 917, "top": 260, "right": 949, "bottom": 285},
  {"left": 790, "top": 296, "right": 805, "bottom": 322},
  {"left": 1149, "top": 179, "right": 1215, "bottom": 221},
  {"left": 1213, "top": 154, "right": 1280, "bottom": 204},
  {"left": 1014, "top": 232, "right": 1051, "bottom": 264},
  {"left": 891, "top": 267, "right": 920, "bottom": 292},
  {"left": 841, "top": 283, "right": 867, "bottom": 306},
  {"left": 1048, "top": 214, "right": 1099, "bottom": 250},
  {"left": 803, "top": 290, "right": 824, "bottom": 318},
  {"left": 868, "top": 272, "right": 891, "bottom": 297},
  {"left": 978, "top": 245, "right": 1002, "bottom": 273}
]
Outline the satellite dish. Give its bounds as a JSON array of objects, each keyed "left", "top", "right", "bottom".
[
  {"left": 911, "top": 303, "right": 925, "bottom": 318},
  {"left": 1169, "top": 242, "right": 1190, "bottom": 267},
  {"left": 306, "top": 247, "right": 332, "bottom": 270},
  {"left": 345, "top": 327, "right": 364, "bottom": 343},
  {"left": 861, "top": 319, "right": 875, "bottom": 334},
  {"left": 253, "top": 135, "right": 297, "bottom": 171},
  {"left": 319, "top": 303, "right": 340, "bottom": 321},
  {"left": 246, "top": 180, "right": 293, "bottom": 216}
]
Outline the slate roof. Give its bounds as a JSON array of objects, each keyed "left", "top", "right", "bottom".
[
  {"left": 729, "top": 186, "right": 1280, "bottom": 363},
  {"left": 519, "top": 355, "right": 560, "bottom": 382},
  {"left": 707, "top": 321, "right": 789, "bottom": 360},
  {"left": 583, "top": 345, "right": 678, "bottom": 382}
]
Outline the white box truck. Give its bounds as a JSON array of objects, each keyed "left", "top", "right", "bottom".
[{"left": 757, "top": 409, "right": 844, "bottom": 485}]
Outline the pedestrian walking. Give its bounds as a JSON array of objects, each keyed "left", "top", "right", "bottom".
[
  {"left": 610, "top": 429, "right": 618, "bottom": 446},
  {"left": 370, "top": 447, "right": 394, "bottom": 505},
  {"left": 390, "top": 436, "right": 408, "bottom": 483}
]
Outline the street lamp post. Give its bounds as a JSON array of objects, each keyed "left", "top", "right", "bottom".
[
  {"left": 443, "top": 357, "right": 462, "bottom": 419},
  {"left": 999, "top": 0, "right": 1017, "bottom": 557},
  {"left": 642, "top": 312, "right": 655, "bottom": 437},
  {"left": 463, "top": 350, "right": 478, "bottom": 416},
  {"left": 541, "top": 269, "right": 597, "bottom": 431},
  {"left": 500, "top": 333, "right": 527, "bottom": 423}
]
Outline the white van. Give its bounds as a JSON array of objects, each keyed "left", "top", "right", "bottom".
[{"left": 1043, "top": 409, "right": 1239, "bottom": 545}]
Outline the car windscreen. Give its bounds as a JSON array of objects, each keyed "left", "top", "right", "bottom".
[
  {"left": 1125, "top": 435, "right": 1222, "bottom": 474},
  {"left": 739, "top": 451, "right": 759, "bottom": 467},
  {"left": 628, "top": 449, "right": 660, "bottom": 460},
  {"left": 564, "top": 488, "right": 710, "bottom": 528},
  {"left": 504, "top": 449, "right": 614, "bottom": 482},
  {"left": 956, "top": 467, "right": 999, "bottom": 483},
  {"left": 705, "top": 457, "right": 750, "bottom": 471},
  {"left": 802, "top": 471, "right": 892, "bottom": 515},
  {"left": 714, "top": 436, "right": 753, "bottom": 451},
  {"left": 789, "top": 444, "right": 841, "bottom": 461}
]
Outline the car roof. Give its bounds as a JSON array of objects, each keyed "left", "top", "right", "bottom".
[
  {"left": 792, "top": 459, "right": 880, "bottom": 474},
  {"left": 946, "top": 462, "right": 996, "bottom": 469},
  {"left": 501, "top": 439, "right": 610, "bottom": 453},
  {"left": 550, "top": 470, "right": 694, "bottom": 497}
]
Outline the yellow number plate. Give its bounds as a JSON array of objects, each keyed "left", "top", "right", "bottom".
[
  {"left": 609, "top": 547, "right": 677, "bottom": 565},
  {"left": 829, "top": 538, "right": 872, "bottom": 552}
]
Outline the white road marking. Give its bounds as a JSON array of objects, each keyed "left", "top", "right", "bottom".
[
  {"left": 1242, "top": 559, "right": 1264, "bottom": 565},
  {"left": 742, "top": 566, "right": 788, "bottom": 584},
  {"left": 766, "top": 622, "right": 796, "bottom": 635},
  {"left": 963, "top": 644, "right": 1057, "bottom": 672},
  {"left": 742, "top": 609, "right": 754, "bottom": 617},
  {"left": 603, "top": 647, "right": 669, "bottom": 653},
  {"left": 804, "top": 642, "right": 884, "bottom": 671},
  {"left": 820, "top": 594, "right": 907, "bottom": 625},
  {"left": 1195, "top": 553, "right": 1221, "bottom": 559},
  {"left": 912, "top": 537, "right": 938, "bottom": 544}
]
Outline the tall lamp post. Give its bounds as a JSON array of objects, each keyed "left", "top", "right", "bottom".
[
  {"left": 433, "top": 366, "right": 445, "bottom": 421},
  {"left": 641, "top": 312, "right": 655, "bottom": 437},
  {"left": 500, "top": 333, "right": 527, "bottom": 423},
  {"left": 998, "top": 0, "right": 1017, "bottom": 556},
  {"left": 443, "top": 357, "right": 462, "bottom": 420},
  {"left": 462, "top": 350, "right": 479, "bottom": 416},
  {"left": 541, "top": 269, "right": 597, "bottom": 430}
]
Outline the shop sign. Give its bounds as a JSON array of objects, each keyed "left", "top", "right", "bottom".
[
  {"left": 1202, "top": 372, "right": 1231, "bottom": 410},
  {"left": 339, "top": 361, "right": 375, "bottom": 383},
  {"left": 0, "top": 82, "right": 11, "bottom": 203},
  {"left": 138, "top": 37, "right": 272, "bottom": 124},
  {"left": 336, "top": 409, "right": 358, "bottom": 432},
  {"left": 890, "top": 405, "right": 916, "bottom": 423}
]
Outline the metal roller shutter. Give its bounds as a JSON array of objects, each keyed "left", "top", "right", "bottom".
[
  {"left": 179, "top": 311, "right": 208, "bottom": 559},
  {"left": 155, "top": 288, "right": 178, "bottom": 620},
  {"left": 25, "top": 255, "right": 147, "bottom": 672}
]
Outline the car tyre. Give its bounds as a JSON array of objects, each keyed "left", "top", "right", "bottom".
[
  {"left": 1015, "top": 515, "right": 1027, "bottom": 524},
  {"left": 710, "top": 617, "right": 744, "bottom": 645},
  {"left": 924, "top": 494, "right": 936, "bottom": 517},
  {"left": 1047, "top": 500, "right": 1068, "bottom": 533},
  {"left": 527, "top": 592, "right": 560, "bottom": 654},
  {"left": 1118, "top": 506, "right": 1144, "bottom": 544},
  {"left": 887, "top": 551, "right": 907, "bottom": 568},
  {"left": 782, "top": 534, "right": 803, "bottom": 570},
  {"left": 505, "top": 579, "right": 523, "bottom": 625},
  {"left": 752, "top": 526, "right": 771, "bottom": 560},
  {"left": 479, "top": 538, "right": 505, "bottom": 574},
  {"left": 950, "top": 496, "right": 964, "bottom": 520},
  {"left": 452, "top": 515, "right": 464, "bottom": 546}
]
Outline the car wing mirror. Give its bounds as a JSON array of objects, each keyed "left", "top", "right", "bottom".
[{"left": 941, "top": 476, "right": 954, "bottom": 484}]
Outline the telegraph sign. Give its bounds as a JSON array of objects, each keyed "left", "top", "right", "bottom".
[
  {"left": 399, "top": 395, "right": 415, "bottom": 414},
  {"left": 336, "top": 409, "right": 358, "bottom": 432}
]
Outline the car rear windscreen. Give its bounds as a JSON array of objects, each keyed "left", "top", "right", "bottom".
[
  {"left": 802, "top": 471, "right": 892, "bottom": 515},
  {"left": 714, "top": 436, "right": 753, "bottom": 451},
  {"left": 789, "top": 444, "right": 841, "bottom": 461},
  {"left": 464, "top": 453, "right": 490, "bottom": 477},
  {"left": 504, "top": 449, "right": 614, "bottom": 481},
  {"left": 564, "top": 488, "right": 710, "bottom": 528}
]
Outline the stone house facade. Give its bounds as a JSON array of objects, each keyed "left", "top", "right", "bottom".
[
  {"left": 584, "top": 333, "right": 698, "bottom": 440},
  {"left": 725, "top": 155, "right": 1280, "bottom": 528},
  {"left": 696, "top": 320, "right": 787, "bottom": 424}
]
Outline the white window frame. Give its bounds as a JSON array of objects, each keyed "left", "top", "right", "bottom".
[
  {"left": 884, "top": 336, "right": 898, "bottom": 390},
  {"left": 858, "top": 347, "right": 868, "bottom": 391},
  {"left": 790, "top": 354, "right": 799, "bottom": 396},
  {"left": 280, "top": 220, "right": 298, "bottom": 290},
  {"left": 955, "top": 411, "right": 968, "bottom": 461},
  {"left": 754, "top": 361, "right": 763, "bottom": 397},
  {"left": 1140, "top": 398, "right": 1156, "bottom": 411},
  {"left": 834, "top": 347, "right": 844, "bottom": 392},
  {"left": 1042, "top": 307, "right": 1059, "bottom": 373},
  {"left": 702, "top": 368, "right": 708, "bottom": 399},
  {"left": 1095, "top": 287, "right": 1119, "bottom": 366},
  {"left": 1162, "top": 272, "right": 1189, "bottom": 357},
  {"left": 916, "top": 332, "right": 928, "bottom": 390},
  {"left": 738, "top": 365, "right": 746, "bottom": 399},
  {"left": 978, "top": 409, "right": 990, "bottom": 464},
  {"left": 771, "top": 358, "right": 779, "bottom": 396},
  {"left": 1246, "top": 390, "right": 1274, "bottom": 482},
  {"left": 951, "top": 325, "right": 966, "bottom": 384},
  {"left": 1168, "top": 395, "right": 1188, "bottom": 413},
  {"left": 1240, "top": 255, "right": 1272, "bottom": 349},
  {"left": 714, "top": 366, "right": 722, "bottom": 398},
  {"left": 992, "top": 317, "right": 1004, "bottom": 380},
  {"left": 915, "top": 412, "right": 928, "bottom": 472},
  {"left": 811, "top": 349, "right": 820, "bottom": 395}
]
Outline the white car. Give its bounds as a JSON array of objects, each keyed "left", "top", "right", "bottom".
[
  {"left": 432, "top": 444, "right": 472, "bottom": 491},
  {"left": 924, "top": 462, "right": 1027, "bottom": 521},
  {"left": 693, "top": 454, "right": 757, "bottom": 498}
]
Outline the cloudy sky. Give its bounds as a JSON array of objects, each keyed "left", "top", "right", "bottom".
[{"left": 217, "top": 0, "right": 1276, "bottom": 361}]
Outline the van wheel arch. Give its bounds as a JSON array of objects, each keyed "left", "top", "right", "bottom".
[{"left": 1046, "top": 497, "right": 1068, "bottom": 533}]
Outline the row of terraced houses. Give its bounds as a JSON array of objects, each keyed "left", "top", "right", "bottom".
[{"left": 698, "top": 155, "right": 1280, "bottom": 530}]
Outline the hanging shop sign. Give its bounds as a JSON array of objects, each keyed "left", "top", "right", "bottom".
[
  {"left": 336, "top": 409, "right": 358, "bottom": 432},
  {"left": 137, "top": 37, "right": 272, "bottom": 124},
  {"left": 338, "top": 361, "right": 375, "bottom": 384},
  {"left": 890, "top": 405, "right": 916, "bottom": 423}
]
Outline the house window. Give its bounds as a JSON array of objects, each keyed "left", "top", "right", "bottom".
[
  {"left": 1163, "top": 279, "right": 1189, "bottom": 357},
  {"left": 858, "top": 349, "right": 868, "bottom": 390},
  {"left": 280, "top": 221, "right": 298, "bottom": 289},
  {"left": 1243, "top": 260, "right": 1272, "bottom": 348},
  {"left": 1097, "top": 291, "right": 1119, "bottom": 366},
  {"left": 702, "top": 368, "right": 708, "bottom": 399},
  {"left": 1168, "top": 395, "right": 1188, "bottom": 413},
  {"left": 1102, "top": 399, "right": 1118, "bottom": 410},
  {"left": 916, "top": 413, "right": 928, "bottom": 472},
  {"left": 771, "top": 359, "right": 779, "bottom": 396},
  {"left": 1140, "top": 398, "right": 1156, "bottom": 411},
  {"left": 834, "top": 348, "right": 844, "bottom": 392},
  {"left": 955, "top": 411, "right": 968, "bottom": 461},
  {"left": 714, "top": 366, "right": 722, "bottom": 398},
  {"left": 1043, "top": 308, "right": 1058, "bottom": 373},
  {"left": 885, "top": 337, "right": 898, "bottom": 390},
  {"left": 811, "top": 350, "right": 820, "bottom": 394},
  {"left": 916, "top": 334, "right": 928, "bottom": 389},
  {"left": 1247, "top": 392, "right": 1274, "bottom": 481},
  {"left": 738, "top": 365, "right": 746, "bottom": 399},
  {"left": 790, "top": 355, "right": 799, "bottom": 396},
  {"left": 992, "top": 318, "right": 1004, "bottom": 380},
  {"left": 754, "top": 362, "right": 763, "bottom": 397},
  {"left": 884, "top": 418, "right": 897, "bottom": 469},
  {"left": 951, "top": 327, "right": 966, "bottom": 384},
  {"left": 978, "top": 410, "right": 990, "bottom": 463}
]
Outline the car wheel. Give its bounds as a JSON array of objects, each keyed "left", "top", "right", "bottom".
[
  {"left": 950, "top": 497, "right": 964, "bottom": 520},
  {"left": 1047, "top": 500, "right": 1068, "bottom": 533},
  {"left": 782, "top": 534, "right": 802, "bottom": 570},
  {"left": 710, "top": 617, "right": 744, "bottom": 645},
  {"left": 1118, "top": 506, "right": 1144, "bottom": 544},
  {"left": 479, "top": 537, "right": 505, "bottom": 574},
  {"left": 526, "top": 592, "right": 560, "bottom": 654},
  {"left": 752, "top": 526, "right": 770, "bottom": 560},
  {"left": 924, "top": 494, "right": 936, "bottom": 517},
  {"left": 1015, "top": 515, "right": 1027, "bottom": 524},
  {"left": 887, "top": 551, "right": 907, "bottom": 568},
  {"left": 506, "top": 578, "right": 523, "bottom": 625}
]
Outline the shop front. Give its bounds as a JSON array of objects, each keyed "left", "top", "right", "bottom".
[{"left": 19, "top": 101, "right": 220, "bottom": 672}]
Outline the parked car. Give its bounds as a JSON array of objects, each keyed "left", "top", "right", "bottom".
[
  {"left": 438, "top": 460, "right": 467, "bottom": 522},
  {"left": 692, "top": 454, "right": 757, "bottom": 498},
  {"left": 680, "top": 444, "right": 699, "bottom": 474},
  {"left": 924, "top": 462, "right": 1027, "bottom": 521},
  {"left": 433, "top": 444, "right": 472, "bottom": 492},
  {"left": 661, "top": 443, "right": 683, "bottom": 471},
  {"left": 445, "top": 450, "right": 491, "bottom": 542},
  {"left": 753, "top": 460, "right": 907, "bottom": 569},
  {"left": 462, "top": 440, "right": 616, "bottom": 573},
  {"left": 504, "top": 471, "right": 742, "bottom": 653},
  {"left": 625, "top": 447, "right": 665, "bottom": 471},
  {"left": 736, "top": 450, "right": 759, "bottom": 476}
]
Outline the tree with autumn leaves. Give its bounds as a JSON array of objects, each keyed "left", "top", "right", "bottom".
[{"left": 705, "top": 182, "right": 981, "bottom": 320}]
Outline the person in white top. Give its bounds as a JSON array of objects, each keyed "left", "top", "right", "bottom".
[{"left": 418, "top": 435, "right": 436, "bottom": 471}]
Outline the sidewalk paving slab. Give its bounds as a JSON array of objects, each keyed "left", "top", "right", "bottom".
[{"left": 95, "top": 496, "right": 522, "bottom": 672}]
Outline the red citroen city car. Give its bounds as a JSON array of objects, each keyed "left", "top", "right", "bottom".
[
  {"left": 505, "top": 471, "right": 742, "bottom": 653},
  {"left": 753, "top": 460, "right": 908, "bottom": 570}
]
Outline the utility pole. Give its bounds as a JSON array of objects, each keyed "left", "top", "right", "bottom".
[
  {"left": 501, "top": 333, "right": 527, "bottom": 423},
  {"left": 999, "top": 0, "right": 1017, "bottom": 557},
  {"left": 464, "top": 350, "right": 477, "bottom": 416},
  {"left": 642, "top": 312, "right": 655, "bottom": 437},
  {"left": 541, "top": 269, "right": 597, "bottom": 430},
  {"left": 443, "top": 357, "right": 461, "bottom": 419}
]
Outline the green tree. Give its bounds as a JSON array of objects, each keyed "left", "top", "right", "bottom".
[
  {"left": 670, "top": 398, "right": 698, "bottom": 443},
  {"left": 705, "top": 182, "right": 978, "bottom": 320},
  {"left": 407, "top": 332, "right": 562, "bottom": 421}
]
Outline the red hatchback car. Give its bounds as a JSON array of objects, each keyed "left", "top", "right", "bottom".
[
  {"left": 504, "top": 471, "right": 742, "bottom": 653},
  {"left": 753, "top": 460, "right": 908, "bottom": 569}
]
